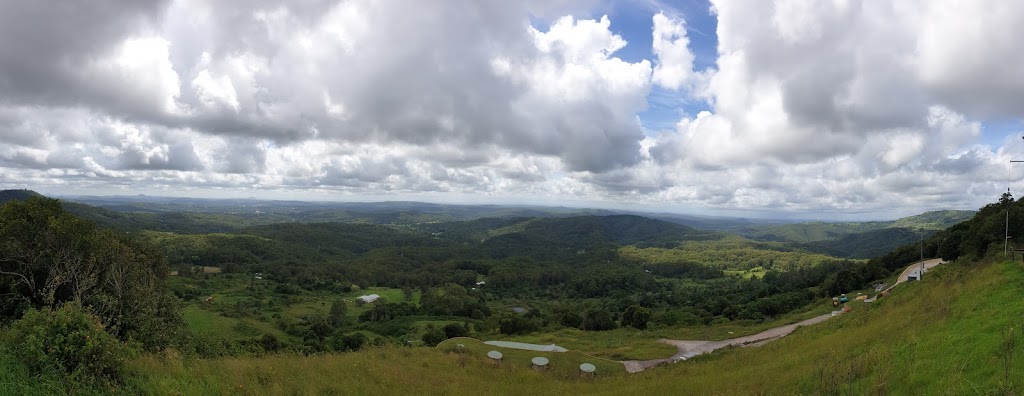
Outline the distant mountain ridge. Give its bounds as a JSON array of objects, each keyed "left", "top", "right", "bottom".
[
  {"left": 0, "top": 189, "right": 43, "bottom": 204},
  {"left": 735, "top": 210, "right": 974, "bottom": 244},
  {"left": 0, "top": 190, "right": 974, "bottom": 260},
  {"left": 724, "top": 210, "right": 974, "bottom": 259}
]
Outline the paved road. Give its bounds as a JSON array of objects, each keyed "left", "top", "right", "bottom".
[
  {"left": 621, "top": 258, "right": 946, "bottom": 373},
  {"left": 622, "top": 313, "right": 836, "bottom": 373},
  {"left": 883, "top": 258, "right": 944, "bottom": 293}
]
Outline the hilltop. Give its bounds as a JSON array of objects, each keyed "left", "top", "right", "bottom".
[{"left": 0, "top": 189, "right": 42, "bottom": 204}]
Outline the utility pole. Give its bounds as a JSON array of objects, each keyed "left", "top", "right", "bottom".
[
  {"left": 1009, "top": 159, "right": 1024, "bottom": 256},
  {"left": 917, "top": 228, "right": 924, "bottom": 280}
]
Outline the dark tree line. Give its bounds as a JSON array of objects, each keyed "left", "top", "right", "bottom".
[{"left": 0, "top": 197, "right": 185, "bottom": 350}]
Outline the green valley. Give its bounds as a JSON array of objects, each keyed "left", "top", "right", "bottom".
[{"left": 0, "top": 191, "right": 1014, "bottom": 395}]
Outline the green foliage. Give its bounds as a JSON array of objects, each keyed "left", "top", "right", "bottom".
[
  {"left": 930, "top": 194, "right": 1024, "bottom": 261},
  {"left": 737, "top": 210, "right": 973, "bottom": 244},
  {"left": 0, "top": 197, "right": 186, "bottom": 351},
  {"left": 498, "top": 315, "right": 541, "bottom": 335},
  {"left": 421, "top": 325, "right": 448, "bottom": 346},
  {"left": 328, "top": 299, "right": 348, "bottom": 327},
  {"left": 644, "top": 261, "right": 724, "bottom": 279},
  {"left": 329, "top": 332, "right": 367, "bottom": 351},
  {"left": 803, "top": 227, "right": 933, "bottom": 259},
  {"left": 890, "top": 209, "right": 975, "bottom": 229},
  {"left": 134, "top": 259, "right": 1024, "bottom": 394},
  {"left": 2, "top": 304, "right": 127, "bottom": 384},
  {"left": 581, "top": 309, "right": 617, "bottom": 331},
  {"left": 259, "top": 333, "right": 284, "bottom": 352},
  {"left": 620, "top": 236, "right": 845, "bottom": 272},
  {"left": 420, "top": 283, "right": 472, "bottom": 316},
  {"left": 560, "top": 311, "right": 582, "bottom": 328},
  {"left": 358, "top": 302, "right": 418, "bottom": 322},
  {"left": 442, "top": 322, "right": 469, "bottom": 339},
  {"left": 620, "top": 305, "right": 652, "bottom": 330}
]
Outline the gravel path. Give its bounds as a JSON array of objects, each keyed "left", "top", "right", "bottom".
[{"left": 621, "top": 259, "right": 946, "bottom": 373}]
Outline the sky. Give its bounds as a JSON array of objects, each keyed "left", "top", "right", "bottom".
[{"left": 2, "top": 0, "right": 1024, "bottom": 220}]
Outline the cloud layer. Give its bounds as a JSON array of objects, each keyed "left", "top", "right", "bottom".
[{"left": 1, "top": 0, "right": 1022, "bottom": 218}]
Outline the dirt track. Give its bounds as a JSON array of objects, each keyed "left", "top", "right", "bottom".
[{"left": 621, "top": 259, "right": 945, "bottom": 373}]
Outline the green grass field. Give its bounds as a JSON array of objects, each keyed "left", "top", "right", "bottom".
[
  {"left": 124, "top": 258, "right": 1024, "bottom": 395},
  {"left": 172, "top": 272, "right": 424, "bottom": 343},
  {"left": 182, "top": 305, "right": 288, "bottom": 340},
  {"left": 489, "top": 328, "right": 675, "bottom": 361}
]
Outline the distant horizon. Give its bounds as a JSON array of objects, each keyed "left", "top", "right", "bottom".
[
  {"left": 1, "top": 1, "right": 1022, "bottom": 222},
  {"left": 38, "top": 188, "right": 978, "bottom": 224}
]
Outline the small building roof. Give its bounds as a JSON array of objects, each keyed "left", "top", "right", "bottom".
[{"left": 357, "top": 294, "right": 380, "bottom": 302}]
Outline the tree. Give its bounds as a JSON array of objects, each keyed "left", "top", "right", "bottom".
[
  {"left": 498, "top": 315, "right": 540, "bottom": 335},
  {"left": 1001, "top": 191, "right": 1015, "bottom": 206},
  {"left": 419, "top": 283, "right": 470, "bottom": 316},
  {"left": 421, "top": 325, "right": 447, "bottom": 346},
  {"left": 3, "top": 304, "right": 128, "bottom": 385},
  {"left": 581, "top": 309, "right": 616, "bottom": 331},
  {"left": 328, "top": 299, "right": 348, "bottom": 327},
  {"left": 330, "top": 332, "right": 367, "bottom": 351},
  {"left": 259, "top": 333, "right": 284, "bottom": 352},
  {"left": 0, "top": 198, "right": 184, "bottom": 351},
  {"left": 442, "top": 322, "right": 468, "bottom": 339},
  {"left": 560, "top": 312, "right": 582, "bottom": 328},
  {"left": 621, "top": 305, "right": 652, "bottom": 330},
  {"left": 0, "top": 197, "right": 94, "bottom": 308}
]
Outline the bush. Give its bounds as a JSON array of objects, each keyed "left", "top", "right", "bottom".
[
  {"left": 442, "top": 322, "right": 469, "bottom": 339},
  {"left": 560, "top": 312, "right": 583, "bottom": 328},
  {"left": 498, "top": 316, "right": 540, "bottom": 335},
  {"left": 581, "top": 309, "right": 617, "bottom": 331},
  {"left": 2, "top": 304, "right": 127, "bottom": 384},
  {"left": 421, "top": 325, "right": 447, "bottom": 346}
]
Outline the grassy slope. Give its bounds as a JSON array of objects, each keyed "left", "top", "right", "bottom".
[
  {"left": 486, "top": 300, "right": 835, "bottom": 361},
  {"left": 131, "top": 258, "right": 1024, "bottom": 395}
]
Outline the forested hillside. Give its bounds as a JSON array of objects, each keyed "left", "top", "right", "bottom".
[
  {"left": 735, "top": 210, "right": 973, "bottom": 244},
  {"left": 712, "top": 210, "right": 972, "bottom": 259},
  {"left": 0, "top": 190, "right": 999, "bottom": 393}
]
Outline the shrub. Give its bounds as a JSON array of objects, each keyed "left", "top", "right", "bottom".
[
  {"left": 259, "top": 333, "right": 284, "bottom": 352},
  {"left": 560, "top": 312, "right": 583, "bottom": 328},
  {"left": 421, "top": 325, "right": 447, "bottom": 346},
  {"left": 498, "top": 315, "right": 540, "bottom": 335},
  {"left": 442, "top": 322, "right": 469, "bottom": 339},
  {"left": 2, "top": 304, "right": 127, "bottom": 384}
]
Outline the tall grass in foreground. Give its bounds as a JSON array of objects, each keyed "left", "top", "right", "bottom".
[{"left": 123, "top": 259, "right": 1024, "bottom": 395}]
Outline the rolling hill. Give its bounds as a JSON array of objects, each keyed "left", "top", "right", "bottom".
[{"left": 736, "top": 210, "right": 974, "bottom": 244}]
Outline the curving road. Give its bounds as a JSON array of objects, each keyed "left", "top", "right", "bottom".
[
  {"left": 621, "top": 259, "right": 945, "bottom": 373},
  {"left": 883, "top": 258, "right": 944, "bottom": 293}
]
